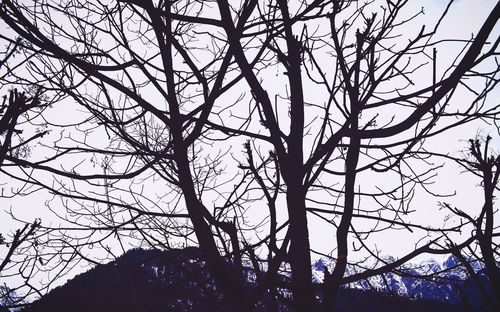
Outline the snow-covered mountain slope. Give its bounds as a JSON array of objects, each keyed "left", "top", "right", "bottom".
[
  {"left": 311, "top": 254, "right": 491, "bottom": 308},
  {"left": 19, "top": 248, "right": 493, "bottom": 312}
]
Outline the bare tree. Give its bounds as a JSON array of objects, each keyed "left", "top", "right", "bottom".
[
  {"left": 440, "top": 136, "right": 500, "bottom": 310},
  {"left": 0, "top": 0, "right": 499, "bottom": 311},
  {"left": 0, "top": 38, "right": 48, "bottom": 310}
]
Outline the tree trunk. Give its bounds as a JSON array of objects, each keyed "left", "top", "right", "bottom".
[
  {"left": 175, "top": 145, "right": 251, "bottom": 311},
  {"left": 478, "top": 172, "right": 500, "bottom": 309},
  {"left": 286, "top": 181, "right": 317, "bottom": 311}
]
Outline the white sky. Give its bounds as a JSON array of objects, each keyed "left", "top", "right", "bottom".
[{"left": 0, "top": 0, "right": 499, "bottom": 294}]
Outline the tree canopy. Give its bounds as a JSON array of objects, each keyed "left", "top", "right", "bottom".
[{"left": 0, "top": 0, "right": 499, "bottom": 311}]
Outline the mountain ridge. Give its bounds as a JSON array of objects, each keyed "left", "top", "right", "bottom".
[{"left": 14, "top": 248, "right": 493, "bottom": 312}]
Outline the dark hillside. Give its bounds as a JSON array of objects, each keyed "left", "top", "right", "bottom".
[{"left": 21, "top": 249, "right": 489, "bottom": 312}]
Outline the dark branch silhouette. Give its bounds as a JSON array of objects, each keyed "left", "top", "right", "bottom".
[{"left": 0, "top": 0, "right": 499, "bottom": 311}]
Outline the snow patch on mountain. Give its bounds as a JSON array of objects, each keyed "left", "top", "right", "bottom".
[{"left": 311, "top": 254, "right": 488, "bottom": 306}]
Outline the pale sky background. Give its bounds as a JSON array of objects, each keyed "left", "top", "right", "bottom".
[
  {"left": 1, "top": 0, "right": 499, "bottom": 294},
  {"left": 357, "top": 0, "right": 500, "bottom": 258}
]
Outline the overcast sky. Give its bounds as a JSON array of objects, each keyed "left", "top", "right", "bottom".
[{"left": 1, "top": 0, "right": 499, "bottom": 294}]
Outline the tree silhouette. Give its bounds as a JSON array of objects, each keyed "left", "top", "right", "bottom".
[
  {"left": 0, "top": 0, "right": 499, "bottom": 311},
  {"left": 440, "top": 136, "right": 500, "bottom": 310},
  {"left": 0, "top": 38, "right": 47, "bottom": 310}
]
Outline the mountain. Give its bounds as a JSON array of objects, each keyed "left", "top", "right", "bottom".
[
  {"left": 21, "top": 247, "right": 231, "bottom": 312},
  {"left": 1, "top": 286, "right": 26, "bottom": 312},
  {"left": 312, "top": 255, "right": 494, "bottom": 310},
  {"left": 19, "top": 248, "right": 493, "bottom": 312}
]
